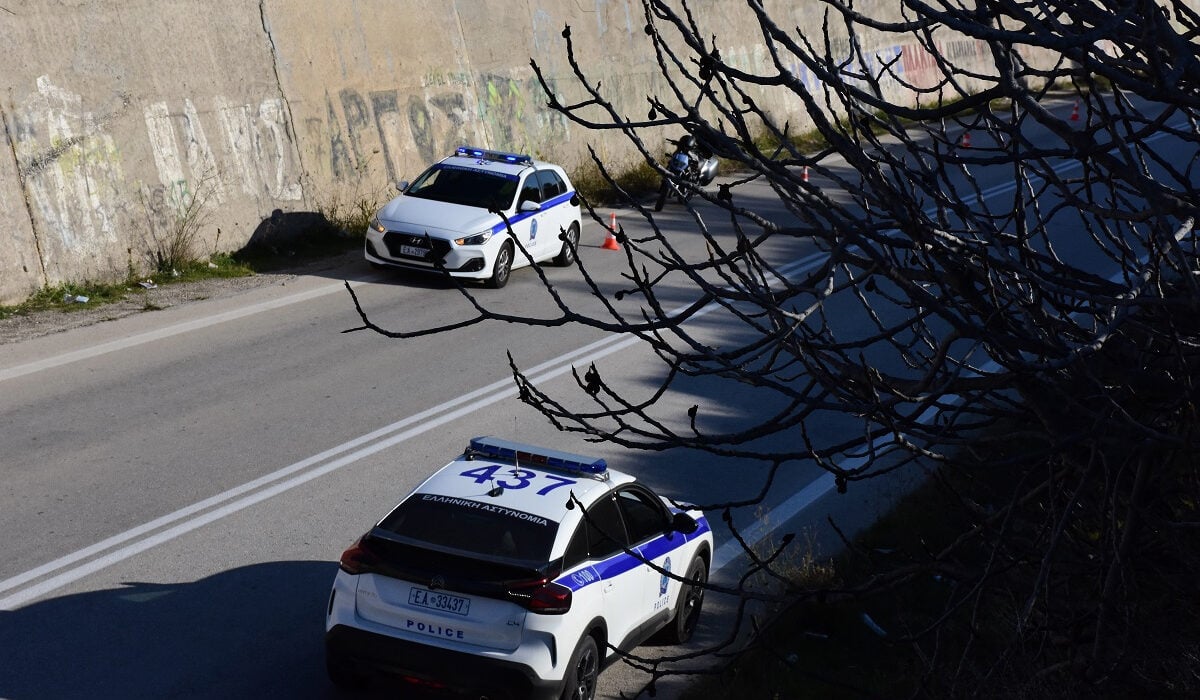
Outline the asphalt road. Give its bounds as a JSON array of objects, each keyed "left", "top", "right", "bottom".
[
  {"left": 0, "top": 172, "right": 827, "bottom": 698},
  {"left": 1, "top": 101, "right": 1190, "bottom": 699}
]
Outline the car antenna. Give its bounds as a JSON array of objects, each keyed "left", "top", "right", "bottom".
[{"left": 497, "top": 432, "right": 522, "bottom": 495}]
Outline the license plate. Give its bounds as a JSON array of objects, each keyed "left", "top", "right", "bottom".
[
  {"left": 399, "top": 244, "right": 428, "bottom": 258},
  {"left": 409, "top": 587, "right": 470, "bottom": 616}
]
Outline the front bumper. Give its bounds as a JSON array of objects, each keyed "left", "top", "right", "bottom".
[
  {"left": 365, "top": 231, "right": 492, "bottom": 279},
  {"left": 326, "top": 624, "right": 562, "bottom": 700}
]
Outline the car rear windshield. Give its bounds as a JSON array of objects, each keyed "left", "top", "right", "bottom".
[
  {"left": 378, "top": 493, "right": 558, "bottom": 563},
  {"left": 405, "top": 164, "right": 519, "bottom": 209}
]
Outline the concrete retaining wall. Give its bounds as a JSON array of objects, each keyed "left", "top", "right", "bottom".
[{"left": 1, "top": 0, "right": 1049, "bottom": 304}]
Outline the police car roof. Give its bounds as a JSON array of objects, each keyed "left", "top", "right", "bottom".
[
  {"left": 410, "top": 438, "right": 634, "bottom": 524},
  {"left": 440, "top": 146, "right": 550, "bottom": 178}
]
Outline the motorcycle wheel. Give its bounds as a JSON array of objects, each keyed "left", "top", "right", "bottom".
[{"left": 654, "top": 179, "right": 670, "bottom": 211}]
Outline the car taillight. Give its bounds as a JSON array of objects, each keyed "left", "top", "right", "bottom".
[
  {"left": 338, "top": 534, "right": 380, "bottom": 575},
  {"left": 507, "top": 578, "right": 572, "bottom": 615}
]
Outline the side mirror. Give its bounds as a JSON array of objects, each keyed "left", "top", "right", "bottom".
[
  {"left": 671, "top": 511, "right": 699, "bottom": 535},
  {"left": 519, "top": 200, "right": 542, "bottom": 213},
  {"left": 396, "top": 181, "right": 409, "bottom": 193}
]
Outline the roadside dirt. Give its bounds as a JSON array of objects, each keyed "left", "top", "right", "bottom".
[{"left": 0, "top": 253, "right": 357, "bottom": 346}]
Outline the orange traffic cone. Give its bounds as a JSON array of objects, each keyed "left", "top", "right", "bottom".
[
  {"left": 1070, "top": 101, "right": 1080, "bottom": 121},
  {"left": 961, "top": 131, "right": 972, "bottom": 148},
  {"left": 602, "top": 212, "right": 620, "bottom": 250},
  {"left": 802, "top": 165, "right": 810, "bottom": 182}
]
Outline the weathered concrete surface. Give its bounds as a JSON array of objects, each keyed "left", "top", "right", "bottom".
[
  {"left": 1, "top": 0, "right": 299, "bottom": 303},
  {"left": 0, "top": 0, "right": 1064, "bottom": 303}
]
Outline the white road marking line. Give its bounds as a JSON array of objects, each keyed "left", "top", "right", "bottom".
[
  {"left": 0, "top": 331, "right": 642, "bottom": 609},
  {"left": 713, "top": 472, "right": 836, "bottom": 571},
  {"left": 0, "top": 280, "right": 370, "bottom": 383}
]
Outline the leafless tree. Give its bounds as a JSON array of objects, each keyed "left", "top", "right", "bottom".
[{"left": 348, "top": 0, "right": 1200, "bottom": 695}]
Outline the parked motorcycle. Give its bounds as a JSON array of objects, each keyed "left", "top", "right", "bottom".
[{"left": 654, "top": 135, "right": 719, "bottom": 211}]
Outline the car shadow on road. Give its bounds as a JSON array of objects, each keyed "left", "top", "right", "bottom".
[{"left": 0, "top": 561, "right": 350, "bottom": 699}]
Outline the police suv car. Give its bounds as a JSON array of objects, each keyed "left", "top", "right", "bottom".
[
  {"left": 365, "top": 147, "right": 583, "bottom": 288},
  {"left": 325, "top": 437, "right": 713, "bottom": 699}
]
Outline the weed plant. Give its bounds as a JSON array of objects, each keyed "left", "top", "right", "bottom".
[{"left": 572, "top": 158, "right": 662, "bottom": 206}]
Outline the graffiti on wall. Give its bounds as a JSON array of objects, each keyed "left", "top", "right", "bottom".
[
  {"left": 6, "top": 76, "right": 304, "bottom": 272},
  {"left": 308, "top": 70, "right": 570, "bottom": 186},
  {"left": 724, "top": 34, "right": 989, "bottom": 118},
  {"left": 143, "top": 95, "right": 303, "bottom": 204},
  {"left": 9, "top": 76, "right": 128, "bottom": 259}
]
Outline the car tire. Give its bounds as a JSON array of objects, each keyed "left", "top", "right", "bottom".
[
  {"left": 559, "top": 633, "right": 599, "bottom": 700},
  {"left": 664, "top": 557, "right": 707, "bottom": 644},
  {"left": 325, "top": 646, "right": 367, "bottom": 691},
  {"left": 487, "top": 241, "right": 514, "bottom": 289},
  {"left": 554, "top": 223, "right": 580, "bottom": 266}
]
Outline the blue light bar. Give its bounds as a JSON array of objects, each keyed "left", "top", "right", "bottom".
[
  {"left": 454, "top": 145, "right": 532, "bottom": 165},
  {"left": 468, "top": 436, "right": 608, "bottom": 475}
]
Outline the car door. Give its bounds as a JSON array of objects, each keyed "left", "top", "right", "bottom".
[
  {"left": 511, "top": 174, "right": 544, "bottom": 263},
  {"left": 576, "top": 494, "right": 651, "bottom": 652},
  {"left": 534, "top": 169, "right": 572, "bottom": 260},
  {"left": 613, "top": 487, "right": 678, "bottom": 627}
]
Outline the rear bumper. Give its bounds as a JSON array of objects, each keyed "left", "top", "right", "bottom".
[{"left": 326, "top": 624, "right": 561, "bottom": 700}]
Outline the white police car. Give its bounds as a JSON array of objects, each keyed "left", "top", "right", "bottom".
[
  {"left": 325, "top": 437, "right": 713, "bottom": 699},
  {"left": 364, "top": 147, "right": 583, "bottom": 288}
]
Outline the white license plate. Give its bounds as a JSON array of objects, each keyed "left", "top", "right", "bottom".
[
  {"left": 409, "top": 587, "right": 470, "bottom": 616},
  {"left": 399, "top": 244, "right": 428, "bottom": 257}
]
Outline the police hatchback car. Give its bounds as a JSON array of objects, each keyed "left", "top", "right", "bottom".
[
  {"left": 365, "top": 147, "right": 583, "bottom": 288},
  {"left": 325, "top": 437, "right": 712, "bottom": 699}
]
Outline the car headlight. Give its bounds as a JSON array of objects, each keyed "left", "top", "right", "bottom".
[
  {"left": 368, "top": 216, "right": 386, "bottom": 234},
  {"left": 454, "top": 230, "right": 493, "bottom": 246}
]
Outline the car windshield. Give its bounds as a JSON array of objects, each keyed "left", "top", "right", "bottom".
[
  {"left": 404, "top": 164, "right": 519, "bottom": 210},
  {"left": 378, "top": 493, "right": 557, "bottom": 563}
]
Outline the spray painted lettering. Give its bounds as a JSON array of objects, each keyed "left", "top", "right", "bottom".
[
  {"left": 313, "top": 72, "right": 567, "bottom": 185},
  {"left": 12, "top": 76, "right": 127, "bottom": 258}
]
